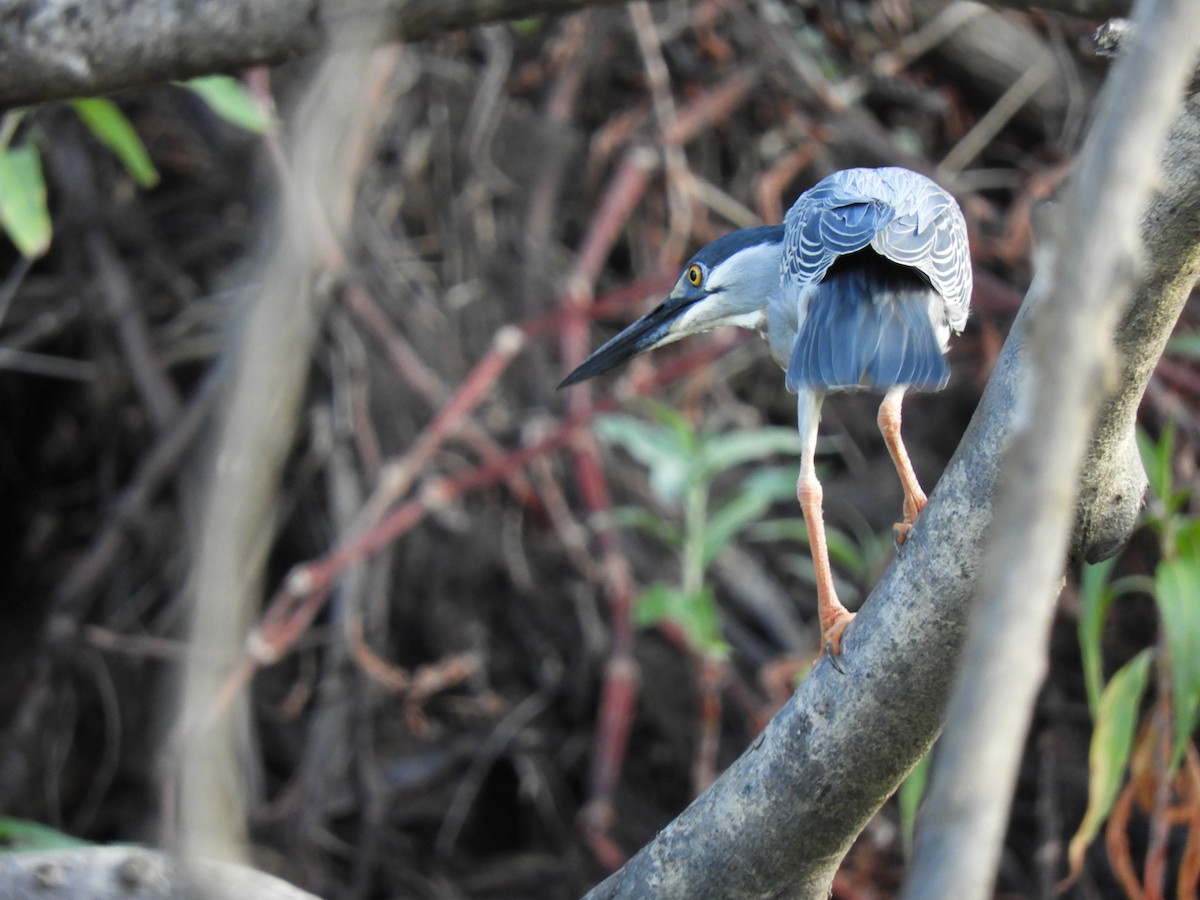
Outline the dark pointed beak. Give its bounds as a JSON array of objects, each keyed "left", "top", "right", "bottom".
[{"left": 558, "top": 300, "right": 685, "bottom": 389}]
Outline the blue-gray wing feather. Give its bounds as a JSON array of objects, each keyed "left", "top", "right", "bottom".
[
  {"left": 779, "top": 167, "right": 970, "bottom": 392},
  {"left": 782, "top": 167, "right": 972, "bottom": 332}
]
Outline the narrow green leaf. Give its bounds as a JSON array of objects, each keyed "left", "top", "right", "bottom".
[
  {"left": 71, "top": 98, "right": 159, "bottom": 188},
  {"left": 702, "top": 469, "right": 798, "bottom": 566},
  {"left": 1066, "top": 649, "right": 1151, "bottom": 880},
  {"left": 1136, "top": 422, "right": 1175, "bottom": 510},
  {"left": 610, "top": 506, "right": 681, "bottom": 546},
  {"left": 823, "top": 527, "right": 867, "bottom": 576},
  {"left": 0, "top": 818, "right": 91, "bottom": 853},
  {"left": 641, "top": 401, "right": 700, "bottom": 454},
  {"left": 1173, "top": 517, "right": 1200, "bottom": 563},
  {"left": 1155, "top": 557, "right": 1200, "bottom": 769},
  {"left": 595, "top": 414, "right": 692, "bottom": 501},
  {"left": 633, "top": 582, "right": 678, "bottom": 626},
  {"left": 509, "top": 16, "right": 543, "bottom": 34},
  {"left": 181, "top": 76, "right": 273, "bottom": 134},
  {"left": 744, "top": 518, "right": 809, "bottom": 545},
  {"left": 699, "top": 427, "right": 800, "bottom": 478},
  {"left": 0, "top": 143, "right": 51, "bottom": 257},
  {"left": 1165, "top": 331, "right": 1200, "bottom": 360},
  {"left": 634, "top": 584, "right": 729, "bottom": 659},
  {"left": 1079, "top": 557, "right": 1118, "bottom": 719},
  {"left": 898, "top": 751, "right": 932, "bottom": 858}
]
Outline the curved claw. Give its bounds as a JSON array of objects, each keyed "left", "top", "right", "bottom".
[{"left": 820, "top": 610, "right": 855, "bottom": 673}]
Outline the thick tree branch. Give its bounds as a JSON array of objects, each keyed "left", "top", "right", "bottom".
[
  {"left": 0, "top": 0, "right": 635, "bottom": 108},
  {"left": 0, "top": 0, "right": 1133, "bottom": 110},
  {"left": 988, "top": 0, "right": 1131, "bottom": 15},
  {"left": 904, "top": 1, "right": 1200, "bottom": 897},
  {"left": 0, "top": 847, "right": 319, "bottom": 900},
  {"left": 585, "top": 22, "right": 1200, "bottom": 900}
]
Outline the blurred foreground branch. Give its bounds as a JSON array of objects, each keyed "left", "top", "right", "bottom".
[
  {"left": 906, "top": 0, "right": 1200, "bottom": 896},
  {"left": 0, "top": 0, "right": 1130, "bottom": 109},
  {"left": 0, "top": 847, "right": 319, "bottom": 900},
  {"left": 586, "top": 5, "right": 1200, "bottom": 898}
]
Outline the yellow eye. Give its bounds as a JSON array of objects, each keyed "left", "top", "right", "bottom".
[{"left": 686, "top": 264, "right": 703, "bottom": 287}]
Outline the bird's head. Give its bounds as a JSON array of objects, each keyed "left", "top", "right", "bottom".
[{"left": 559, "top": 224, "right": 785, "bottom": 387}]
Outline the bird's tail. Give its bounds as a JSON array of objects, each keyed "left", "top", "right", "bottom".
[{"left": 785, "top": 255, "right": 949, "bottom": 393}]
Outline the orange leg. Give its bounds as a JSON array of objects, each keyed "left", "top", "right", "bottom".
[
  {"left": 797, "top": 393, "right": 853, "bottom": 660},
  {"left": 878, "top": 386, "right": 927, "bottom": 545}
]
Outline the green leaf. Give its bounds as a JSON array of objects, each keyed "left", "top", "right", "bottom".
[
  {"left": 823, "top": 526, "right": 867, "bottom": 576},
  {"left": 1165, "top": 331, "right": 1200, "bottom": 360},
  {"left": 634, "top": 584, "right": 729, "bottom": 659},
  {"left": 509, "top": 16, "right": 543, "bottom": 34},
  {"left": 699, "top": 427, "right": 800, "bottom": 478},
  {"left": 1173, "top": 517, "right": 1200, "bottom": 563},
  {"left": 0, "top": 143, "right": 51, "bottom": 257},
  {"left": 595, "top": 414, "right": 693, "bottom": 502},
  {"left": 1136, "top": 422, "right": 1176, "bottom": 511},
  {"left": 71, "top": 98, "right": 159, "bottom": 188},
  {"left": 0, "top": 818, "right": 91, "bottom": 853},
  {"left": 898, "top": 750, "right": 932, "bottom": 858},
  {"left": 1078, "top": 557, "right": 1119, "bottom": 719},
  {"left": 1066, "top": 649, "right": 1151, "bottom": 880},
  {"left": 702, "top": 468, "right": 798, "bottom": 566},
  {"left": 1155, "top": 557, "right": 1200, "bottom": 769},
  {"left": 181, "top": 76, "right": 273, "bottom": 134},
  {"left": 641, "top": 401, "right": 699, "bottom": 452},
  {"left": 610, "top": 506, "right": 681, "bottom": 546}
]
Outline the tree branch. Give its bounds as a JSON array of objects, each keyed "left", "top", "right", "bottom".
[
  {"left": 0, "top": 0, "right": 1136, "bottom": 110},
  {"left": 904, "top": 0, "right": 1200, "bottom": 897},
  {"left": 0, "top": 0, "right": 636, "bottom": 109},
  {"left": 585, "top": 19, "right": 1200, "bottom": 900},
  {"left": 0, "top": 847, "right": 319, "bottom": 900},
  {"left": 987, "top": 0, "right": 1131, "bottom": 15}
]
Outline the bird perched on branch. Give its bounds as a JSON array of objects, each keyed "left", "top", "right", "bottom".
[{"left": 561, "top": 167, "right": 971, "bottom": 662}]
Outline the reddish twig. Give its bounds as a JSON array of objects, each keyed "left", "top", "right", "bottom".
[
  {"left": 756, "top": 140, "right": 821, "bottom": 225},
  {"left": 343, "top": 284, "right": 540, "bottom": 510}
]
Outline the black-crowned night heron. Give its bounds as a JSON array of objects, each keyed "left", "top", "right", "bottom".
[{"left": 561, "top": 167, "right": 972, "bottom": 660}]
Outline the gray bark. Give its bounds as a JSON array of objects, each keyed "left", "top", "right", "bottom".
[
  {"left": 0, "top": 0, "right": 632, "bottom": 108},
  {"left": 905, "top": 0, "right": 1200, "bottom": 896},
  {"left": 0, "top": 847, "right": 319, "bottom": 900},
  {"left": 586, "top": 16, "right": 1200, "bottom": 900},
  {"left": 0, "top": 0, "right": 1131, "bottom": 110}
]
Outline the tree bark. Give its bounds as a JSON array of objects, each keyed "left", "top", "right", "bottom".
[
  {"left": 904, "top": 0, "right": 1200, "bottom": 897},
  {"left": 585, "top": 23, "right": 1200, "bottom": 900},
  {"left": 0, "top": 0, "right": 1132, "bottom": 110},
  {"left": 0, "top": 0, "right": 634, "bottom": 108},
  {"left": 0, "top": 847, "right": 319, "bottom": 900}
]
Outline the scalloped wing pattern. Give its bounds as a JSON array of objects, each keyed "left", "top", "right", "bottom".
[{"left": 782, "top": 167, "right": 972, "bottom": 332}]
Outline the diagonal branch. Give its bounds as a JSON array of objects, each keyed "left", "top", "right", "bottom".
[{"left": 585, "top": 10, "right": 1200, "bottom": 900}]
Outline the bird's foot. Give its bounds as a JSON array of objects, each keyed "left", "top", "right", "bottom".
[
  {"left": 893, "top": 493, "right": 928, "bottom": 546},
  {"left": 820, "top": 609, "right": 855, "bottom": 672}
]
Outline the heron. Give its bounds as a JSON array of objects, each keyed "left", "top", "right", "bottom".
[{"left": 560, "top": 167, "right": 972, "bottom": 661}]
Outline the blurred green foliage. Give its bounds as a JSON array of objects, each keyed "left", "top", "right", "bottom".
[
  {"left": 1066, "top": 422, "right": 1200, "bottom": 884},
  {"left": 596, "top": 403, "right": 801, "bottom": 660},
  {"left": 0, "top": 76, "right": 269, "bottom": 259},
  {"left": 0, "top": 818, "right": 91, "bottom": 853}
]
